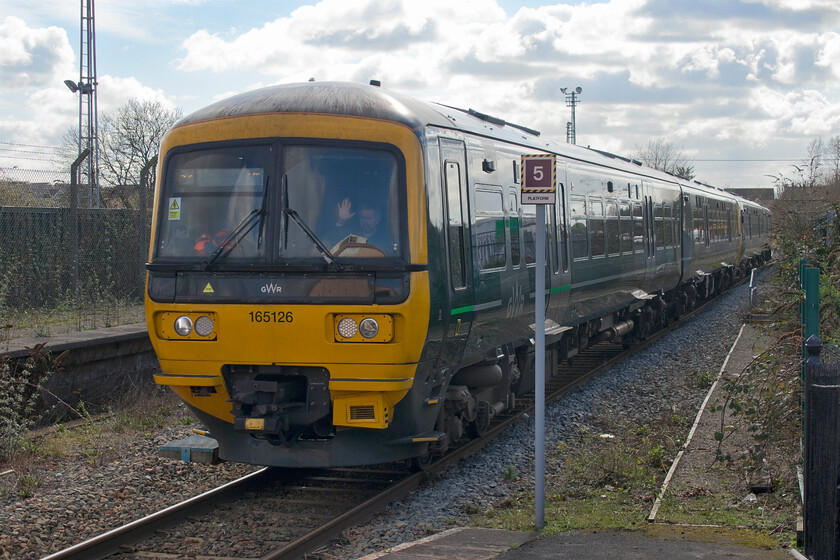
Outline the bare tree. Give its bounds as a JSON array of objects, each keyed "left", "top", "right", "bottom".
[
  {"left": 632, "top": 138, "right": 694, "bottom": 179},
  {"left": 825, "top": 135, "right": 840, "bottom": 190},
  {"left": 99, "top": 99, "right": 182, "bottom": 208},
  {"left": 803, "top": 137, "right": 823, "bottom": 189},
  {"left": 61, "top": 98, "right": 182, "bottom": 208}
]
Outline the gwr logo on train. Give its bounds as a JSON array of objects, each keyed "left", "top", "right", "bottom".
[
  {"left": 261, "top": 283, "right": 283, "bottom": 294},
  {"left": 506, "top": 282, "right": 525, "bottom": 319}
]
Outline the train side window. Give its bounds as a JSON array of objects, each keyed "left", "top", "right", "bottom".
[
  {"left": 508, "top": 191, "right": 521, "bottom": 267},
  {"left": 663, "top": 204, "right": 673, "bottom": 247},
  {"left": 654, "top": 203, "right": 665, "bottom": 249},
  {"left": 445, "top": 161, "right": 466, "bottom": 289},
  {"left": 474, "top": 187, "right": 506, "bottom": 271},
  {"left": 693, "top": 200, "right": 704, "bottom": 244},
  {"left": 570, "top": 195, "right": 588, "bottom": 259},
  {"left": 632, "top": 202, "right": 644, "bottom": 253},
  {"left": 726, "top": 207, "right": 732, "bottom": 241},
  {"left": 523, "top": 203, "right": 537, "bottom": 264},
  {"left": 619, "top": 201, "right": 632, "bottom": 254},
  {"left": 589, "top": 197, "right": 605, "bottom": 258},
  {"left": 605, "top": 200, "right": 619, "bottom": 255}
]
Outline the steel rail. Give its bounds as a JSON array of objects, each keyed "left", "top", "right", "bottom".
[{"left": 39, "top": 467, "right": 272, "bottom": 560}]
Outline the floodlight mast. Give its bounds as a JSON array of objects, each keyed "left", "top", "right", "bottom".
[
  {"left": 560, "top": 86, "right": 582, "bottom": 145},
  {"left": 66, "top": 0, "right": 100, "bottom": 208}
]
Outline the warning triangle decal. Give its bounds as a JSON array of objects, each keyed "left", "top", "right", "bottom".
[
  {"left": 203, "top": 283, "right": 214, "bottom": 293},
  {"left": 169, "top": 199, "right": 179, "bottom": 210}
]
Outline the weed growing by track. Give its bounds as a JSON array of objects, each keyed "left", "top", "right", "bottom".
[
  {"left": 0, "top": 386, "right": 192, "bottom": 502},
  {"left": 0, "top": 345, "right": 60, "bottom": 460}
]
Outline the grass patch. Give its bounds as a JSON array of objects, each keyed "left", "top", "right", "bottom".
[{"left": 472, "top": 408, "right": 798, "bottom": 549}]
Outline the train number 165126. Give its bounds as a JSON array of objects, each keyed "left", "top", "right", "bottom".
[{"left": 248, "top": 310, "right": 293, "bottom": 323}]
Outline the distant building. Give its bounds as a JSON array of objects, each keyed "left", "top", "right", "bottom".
[{"left": 724, "top": 187, "right": 775, "bottom": 203}]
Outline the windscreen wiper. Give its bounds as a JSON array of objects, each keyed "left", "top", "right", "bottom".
[
  {"left": 257, "top": 175, "right": 269, "bottom": 249},
  {"left": 282, "top": 208, "right": 342, "bottom": 270},
  {"left": 203, "top": 207, "right": 264, "bottom": 270}
]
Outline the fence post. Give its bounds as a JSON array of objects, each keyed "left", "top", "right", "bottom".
[
  {"left": 803, "top": 267, "right": 820, "bottom": 341},
  {"left": 804, "top": 335, "right": 840, "bottom": 560},
  {"left": 70, "top": 149, "right": 90, "bottom": 300}
]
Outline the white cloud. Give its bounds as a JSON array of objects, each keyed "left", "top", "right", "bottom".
[
  {"left": 815, "top": 32, "right": 840, "bottom": 81},
  {"left": 0, "top": 16, "right": 74, "bottom": 91},
  {"left": 748, "top": 86, "right": 840, "bottom": 135}
]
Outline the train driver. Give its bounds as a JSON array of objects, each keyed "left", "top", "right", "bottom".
[{"left": 331, "top": 198, "right": 394, "bottom": 255}]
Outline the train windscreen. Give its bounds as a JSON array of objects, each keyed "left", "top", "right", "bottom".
[
  {"left": 155, "top": 143, "right": 403, "bottom": 264},
  {"left": 156, "top": 145, "right": 271, "bottom": 262}
]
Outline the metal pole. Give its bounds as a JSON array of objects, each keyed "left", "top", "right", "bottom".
[
  {"left": 70, "top": 149, "right": 90, "bottom": 301},
  {"left": 535, "top": 204, "right": 546, "bottom": 529}
]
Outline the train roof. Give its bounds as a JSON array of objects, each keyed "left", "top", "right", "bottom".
[{"left": 174, "top": 81, "right": 768, "bottom": 213}]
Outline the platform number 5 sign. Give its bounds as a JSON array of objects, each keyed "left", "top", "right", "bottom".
[{"left": 520, "top": 155, "right": 556, "bottom": 205}]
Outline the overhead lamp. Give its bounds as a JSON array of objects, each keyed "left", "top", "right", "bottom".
[{"left": 64, "top": 80, "right": 94, "bottom": 94}]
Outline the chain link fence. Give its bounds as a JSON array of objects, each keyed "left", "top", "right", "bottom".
[{"left": 0, "top": 160, "right": 153, "bottom": 343}]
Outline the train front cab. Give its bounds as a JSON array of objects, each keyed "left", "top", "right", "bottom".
[{"left": 145, "top": 112, "right": 439, "bottom": 467}]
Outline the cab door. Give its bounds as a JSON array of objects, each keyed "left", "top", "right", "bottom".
[{"left": 436, "top": 138, "right": 474, "bottom": 367}]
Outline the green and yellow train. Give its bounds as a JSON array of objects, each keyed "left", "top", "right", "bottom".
[{"left": 145, "top": 81, "right": 771, "bottom": 467}]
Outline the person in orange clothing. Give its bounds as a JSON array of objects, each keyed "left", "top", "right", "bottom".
[{"left": 194, "top": 228, "right": 231, "bottom": 256}]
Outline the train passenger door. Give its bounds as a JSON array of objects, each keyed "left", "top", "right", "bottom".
[
  {"left": 436, "top": 138, "right": 474, "bottom": 367},
  {"left": 642, "top": 183, "right": 656, "bottom": 289},
  {"left": 549, "top": 160, "right": 571, "bottom": 326}
]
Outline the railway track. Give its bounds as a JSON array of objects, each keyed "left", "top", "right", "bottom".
[{"left": 42, "top": 287, "right": 737, "bottom": 560}]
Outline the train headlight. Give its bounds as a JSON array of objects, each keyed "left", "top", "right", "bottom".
[
  {"left": 358, "top": 318, "right": 379, "bottom": 339},
  {"left": 194, "top": 315, "right": 214, "bottom": 337},
  {"left": 334, "top": 314, "right": 393, "bottom": 342},
  {"left": 337, "top": 317, "right": 358, "bottom": 339},
  {"left": 174, "top": 316, "right": 193, "bottom": 337}
]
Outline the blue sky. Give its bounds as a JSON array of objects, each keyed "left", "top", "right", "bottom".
[{"left": 1, "top": 0, "right": 839, "bottom": 190}]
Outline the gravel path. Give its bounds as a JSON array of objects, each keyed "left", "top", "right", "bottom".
[{"left": 0, "top": 282, "right": 754, "bottom": 560}]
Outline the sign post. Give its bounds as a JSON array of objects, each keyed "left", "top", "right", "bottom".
[{"left": 520, "top": 154, "right": 555, "bottom": 530}]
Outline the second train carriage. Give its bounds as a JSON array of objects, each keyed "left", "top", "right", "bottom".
[{"left": 145, "top": 81, "right": 771, "bottom": 467}]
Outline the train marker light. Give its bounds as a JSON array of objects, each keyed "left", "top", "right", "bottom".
[
  {"left": 194, "top": 315, "right": 214, "bottom": 337},
  {"left": 337, "top": 317, "right": 358, "bottom": 339},
  {"left": 174, "top": 316, "right": 194, "bottom": 336},
  {"left": 359, "top": 318, "right": 380, "bottom": 339}
]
